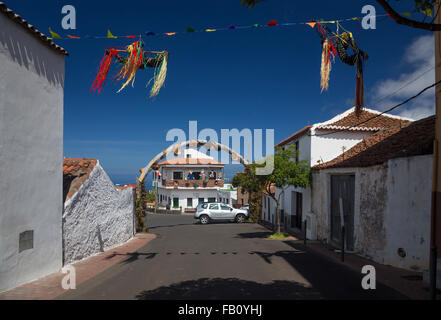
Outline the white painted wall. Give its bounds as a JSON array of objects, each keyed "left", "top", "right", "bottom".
[
  {"left": 310, "top": 130, "right": 371, "bottom": 167},
  {"left": 276, "top": 124, "right": 370, "bottom": 230},
  {"left": 158, "top": 188, "right": 219, "bottom": 208},
  {"left": 261, "top": 194, "right": 277, "bottom": 225},
  {"left": 311, "top": 154, "right": 432, "bottom": 271},
  {"left": 63, "top": 162, "right": 134, "bottom": 265},
  {"left": 217, "top": 189, "right": 237, "bottom": 205},
  {"left": 0, "top": 15, "right": 65, "bottom": 292}
]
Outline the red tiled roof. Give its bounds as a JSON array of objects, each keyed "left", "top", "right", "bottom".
[
  {"left": 63, "top": 158, "right": 97, "bottom": 202},
  {"left": 157, "top": 158, "right": 224, "bottom": 166},
  {"left": 116, "top": 184, "right": 136, "bottom": 190},
  {"left": 0, "top": 2, "right": 68, "bottom": 56},
  {"left": 276, "top": 126, "right": 312, "bottom": 147},
  {"left": 315, "top": 108, "right": 411, "bottom": 131},
  {"left": 313, "top": 115, "right": 435, "bottom": 170}
]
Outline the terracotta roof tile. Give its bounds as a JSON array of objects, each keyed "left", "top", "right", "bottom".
[
  {"left": 0, "top": 2, "right": 68, "bottom": 56},
  {"left": 116, "top": 184, "right": 136, "bottom": 190},
  {"left": 157, "top": 158, "right": 224, "bottom": 166},
  {"left": 313, "top": 115, "right": 435, "bottom": 170},
  {"left": 63, "top": 158, "right": 97, "bottom": 202},
  {"left": 316, "top": 108, "right": 411, "bottom": 131}
]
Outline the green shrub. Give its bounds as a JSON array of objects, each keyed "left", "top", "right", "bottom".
[{"left": 268, "top": 232, "right": 290, "bottom": 240}]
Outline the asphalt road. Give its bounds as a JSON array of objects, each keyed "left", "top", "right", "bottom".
[{"left": 58, "top": 214, "right": 407, "bottom": 300}]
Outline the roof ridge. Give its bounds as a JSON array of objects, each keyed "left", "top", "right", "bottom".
[
  {"left": 0, "top": 2, "right": 68, "bottom": 56},
  {"left": 313, "top": 115, "right": 435, "bottom": 170}
]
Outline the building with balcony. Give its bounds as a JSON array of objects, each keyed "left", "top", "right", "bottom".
[{"left": 153, "top": 149, "right": 225, "bottom": 210}]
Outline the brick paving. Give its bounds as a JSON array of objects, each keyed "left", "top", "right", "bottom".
[{"left": 0, "top": 233, "right": 156, "bottom": 300}]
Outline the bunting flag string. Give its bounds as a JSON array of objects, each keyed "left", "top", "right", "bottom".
[{"left": 47, "top": 13, "right": 400, "bottom": 40}]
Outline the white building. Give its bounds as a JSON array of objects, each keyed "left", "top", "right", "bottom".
[
  {"left": 63, "top": 159, "right": 134, "bottom": 265},
  {"left": 217, "top": 184, "right": 238, "bottom": 207},
  {"left": 311, "top": 116, "right": 434, "bottom": 273},
  {"left": 0, "top": 3, "right": 68, "bottom": 292},
  {"left": 154, "top": 149, "right": 226, "bottom": 210},
  {"left": 262, "top": 107, "right": 412, "bottom": 235}
]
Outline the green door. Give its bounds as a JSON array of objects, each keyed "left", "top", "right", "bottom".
[{"left": 173, "top": 197, "right": 179, "bottom": 208}]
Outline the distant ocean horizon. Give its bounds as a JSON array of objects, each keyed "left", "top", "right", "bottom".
[{"left": 107, "top": 164, "right": 245, "bottom": 189}]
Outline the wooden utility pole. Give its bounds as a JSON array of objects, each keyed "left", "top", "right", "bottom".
[{"left": 431, "top": 0, "right": 441, "bottom": 300}]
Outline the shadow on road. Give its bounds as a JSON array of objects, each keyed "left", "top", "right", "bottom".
[
  {"left": 250, "top": 242, "right": 409, "bottom": 300},
  {"left": 105, "top": 252, "right": 158, "bottom": 264},
  {"left": 135, "top": 277, "right": 322, "bottom": 300},
  {"left": 236, "top": 231, "right": 274, "bottom": 239}
]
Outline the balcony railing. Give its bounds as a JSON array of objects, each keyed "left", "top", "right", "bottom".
[{"left": 162, "top": 179, "right": 224, "bottom": 188}]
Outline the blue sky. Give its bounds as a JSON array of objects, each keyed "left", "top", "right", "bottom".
[{"left": 5, "top": 0, "right": 435, "bottom": 186}]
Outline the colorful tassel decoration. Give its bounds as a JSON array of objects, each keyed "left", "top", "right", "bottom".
[
  {"left": 116, "top": 41, "right": 145, "bottom": 93},
  {"left": 320, "top": 38, "right": 332, "bottom": 92},
  {"left": 91, "top": 40, "right": 169, "bottom": 98},
  {"left": 91, "top": 49, "right": 118, "bottom": 93},
  {"left": 149, "top": 51, "right": 168, "bottom": 97}
]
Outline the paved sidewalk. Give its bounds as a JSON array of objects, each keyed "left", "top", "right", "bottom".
[
  {"left": 0, "top": 233, "right": 156, "bottom": 300},
  {"left": 284, "top": 240, "right": 438, "bottom": 300},
  {"left": 258, "top": 221, "right": 438, "bottom": 300}
]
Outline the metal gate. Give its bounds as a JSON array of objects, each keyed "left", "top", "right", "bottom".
[{"left": 330, "top": 175, "right": 355, "bottom": 251}]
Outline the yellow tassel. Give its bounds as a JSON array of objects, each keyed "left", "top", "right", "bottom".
[{"left": 320, "top": 39, "right": 332, "bottom": 92}]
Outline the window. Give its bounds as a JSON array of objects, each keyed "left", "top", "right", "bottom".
[
  {"left": 208, "top": 197, "right": 216, "bottom": 203},
  {"left": 173, "top": 171, "right": 183, "bottom": 180},
  {"left": 209, "top": 204, "right": 219, "bottom": 210},
  {"left": 295, "top": 141, "right": 299, "bottom": 162},
  {"left": 198, "top": 197, "right": 205, "bottom": 204},
  {"left": 226, "top": 199, "right": 229, "bottom": 204},
  {"left": 268, "top": 197, "right": 271, "bottom": 217},
  {"left": 19, "top": 230, "right": 34, "bottom": 253},
  {"left": 187, "top": 198, "right": 193, "bottom": 207},
  {"left": 221, "top": 204, "right": 231, "bottom": 211},
  {"left": 186, "top": 154, "right": 191, "bottom": 159},
  {"left": 193, "top": 171, "right": 201, "bottom": 180}
]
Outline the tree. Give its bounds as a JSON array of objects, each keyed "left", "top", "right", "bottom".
[
  {"left": 241, "top": 0, "right": 441, "bottom": 31},
  {"left": 233, "top": 145, "right": 310, "bottom": 234},
  {"left": 146, "top": 189, "right": 156, "bottom": 203},
  {"left": 232, "top": 165, "right": 266, "bottom": 223},
  {"left": 135, "top": 179, "right": 148, "bottom": 232}
]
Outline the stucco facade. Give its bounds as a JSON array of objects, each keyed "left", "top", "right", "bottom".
[
  {"left": 311, "top": 155, "right": 432, "bottom": 271},
  {"left": 0, "top": 13, "right": 65, "bottom": 292},
  {"left": 156, "top": 149, "right": 225, "bottom": 209},
  {"left": 63, "top": 162, "right": 134, "bottom": 265},
  {"left": 266, "top": 108, "right": 411, "bottom": 235}
]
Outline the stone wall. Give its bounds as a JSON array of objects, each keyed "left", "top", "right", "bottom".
[{"left": 63, "top": 162, "right": 134, "bottom": 265}]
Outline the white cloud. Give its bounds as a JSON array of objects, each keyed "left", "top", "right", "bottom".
[{"left": 369, "top": 35, "right": 435, "bottom": 120}]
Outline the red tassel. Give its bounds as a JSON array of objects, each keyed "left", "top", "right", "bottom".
[{"left": 91, "top": 49, "right": 118, "bottom": 93}]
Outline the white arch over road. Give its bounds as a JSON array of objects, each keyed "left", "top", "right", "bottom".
[{"left": 138, "top": 139, "right": 248, "bottom": 182}]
